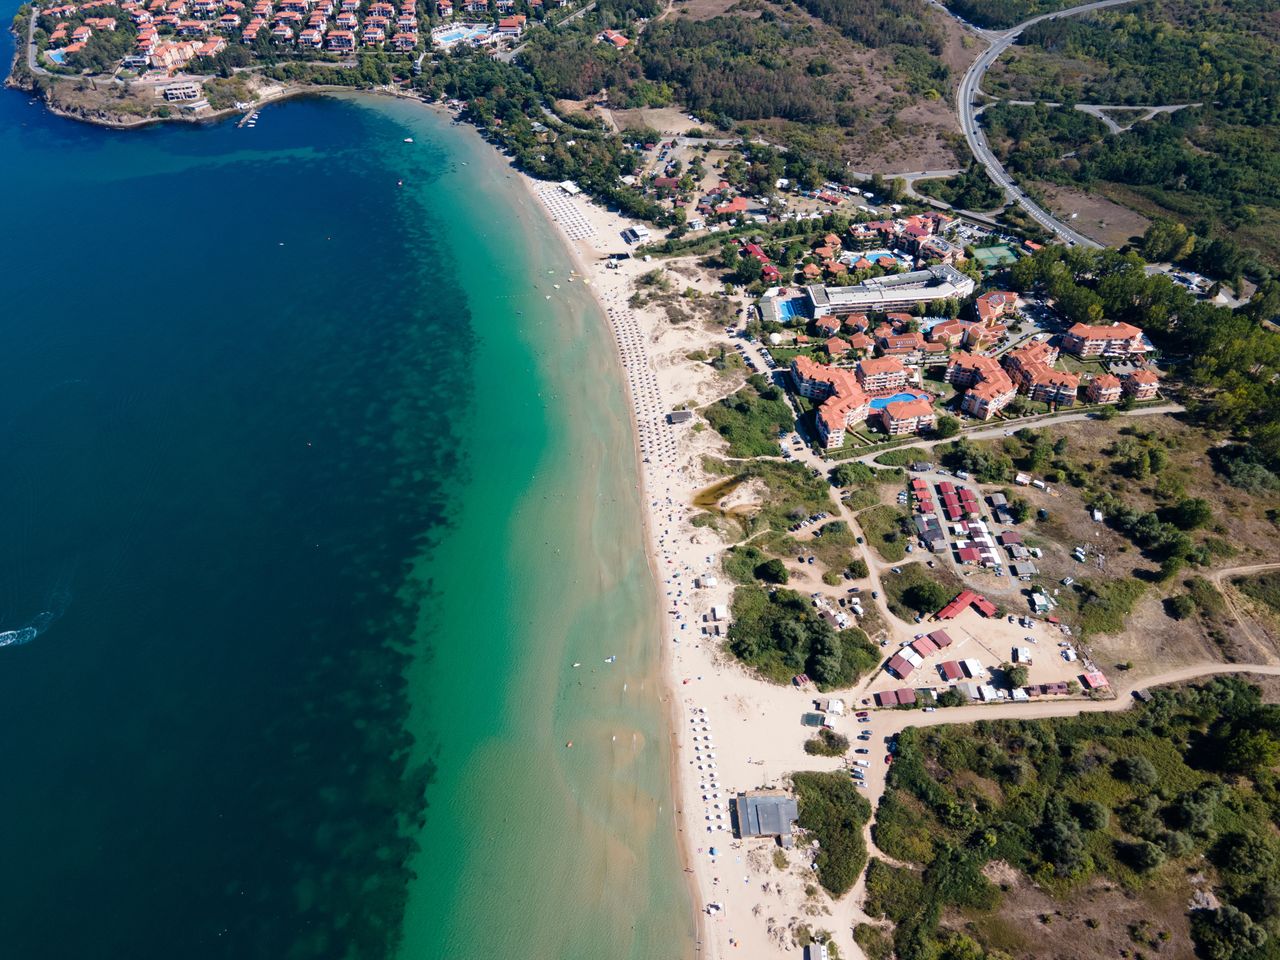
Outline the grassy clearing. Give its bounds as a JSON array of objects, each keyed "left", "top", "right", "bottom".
[
  {"left": 868, "top": 677, "right": 1280, "bottom": 960},
  {"left": 857, "top": 504, "right": 909, "bottom": 562},
  {"left": 1234, "top": 570, "right": 1280, "bottom": 616}
]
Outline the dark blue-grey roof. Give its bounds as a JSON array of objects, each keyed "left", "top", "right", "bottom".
[{"left": 735, "top": 793, "right": 799, "bottom": 840}]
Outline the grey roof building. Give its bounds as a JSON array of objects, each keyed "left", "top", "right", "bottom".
[{"left": 734, "top": 790, "right": 800, "bottom": 847}]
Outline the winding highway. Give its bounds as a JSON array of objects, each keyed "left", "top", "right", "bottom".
[{"left": 955, "top": 0, "right": 1143, "bottom": 247}]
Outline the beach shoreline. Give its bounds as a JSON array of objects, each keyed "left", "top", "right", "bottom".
[{"left": 502, "top": 164, "right": 712, "bottom": 959}]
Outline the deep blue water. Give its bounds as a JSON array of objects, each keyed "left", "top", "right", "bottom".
[{"left": 0, "top": 31, "right": 475, "bottom": 958}]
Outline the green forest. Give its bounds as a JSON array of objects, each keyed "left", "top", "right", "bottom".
[
  {"left": 983, "top": 0, "right": 1280, "bottom": 271},
  {"left": 865, "top": 678, "right": 1280, "bottom": 960}
]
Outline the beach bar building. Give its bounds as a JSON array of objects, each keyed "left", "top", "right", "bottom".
[{"left": 733, "top": 790, "right": 800, "bottom": 847}]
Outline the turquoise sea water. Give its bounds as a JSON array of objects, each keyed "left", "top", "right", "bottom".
[{"left": 0, "top": 23, "right": 690, "bottom": 959}]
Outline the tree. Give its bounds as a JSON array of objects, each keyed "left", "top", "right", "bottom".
[
  {"left": 1125, "top": 839, "right": 1166, "bottom": 872},
  {"left": 831, "top": 462, "right": 875, "bottom": 487},
  {"left": 1165, "top": 497, "right": 1213, "bottom": 530},
  {"left": 755, "top": 558, "right": 789, "bottom": 584},
  {"left": 1222, "top": 729, "right": 1280, "bottom": 775},
  {"left": 847, "top": 558, "right": 869, "bottom": 579},
  {"left": 1004, "top": 663, "right": 1029, "bottom": 688},
  {"left": 1167, "top": 594, "right": 1196, "bottom": 620},
  {"left": 902, "top": 580, "right": 953, "bottom": 614},
  {"left": 935, "top": 415, "right": 961, "bottom": 438},
  {"left": 1075, "top": 799, "right": 1110, "bottom": 831},
  {"left": 1191, "top": 905, "right": 1268, "bottom": 960},
  {"left": 1115, "top": 755, "right": 1158, "bottom": 786}
]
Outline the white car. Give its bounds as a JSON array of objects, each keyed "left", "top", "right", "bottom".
[
  {"left": 1061, "top": 577, "right": 1074, "bottom": 586},
  {"left": 853, "top": 759, "right": 870, "bottom": 768}
]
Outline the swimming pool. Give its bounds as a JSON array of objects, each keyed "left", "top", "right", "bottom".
[
  {"left": 435, "top": 25, "right": 489, "bottom": 44},
  {"left": 47, "top": 49, "right": 66, "bottom": 64},
  {"left": 776, "top": 298, "right": 805, "bottom": 322},
  {"left": 870, "top": 391, "right": 928, "bottom": 410}
]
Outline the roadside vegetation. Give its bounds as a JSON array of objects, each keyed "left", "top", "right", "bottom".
[
  {"left": 984, "top": 0, "right": 1280, "bottom": 272},
  {"left": 866, "top": 678, "right": 1280, "bottom": 960},
  {"left": 882, "top": 563, "right": 962, "bottom": 622}
]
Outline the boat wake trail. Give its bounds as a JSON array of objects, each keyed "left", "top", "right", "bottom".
[{"left": 0, "top": 583, "right": 71, "bottom": 650}]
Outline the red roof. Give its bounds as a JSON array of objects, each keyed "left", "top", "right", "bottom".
[
  {"left": 939, "top": 660, "right": 963, "bottom": 681},
  {"left": 927, "top": 629, "right": 953, "bottom": 648},
  {"left": 887, "top": 654, "right": 914, "bottom": 679},
  {"left": 894, "top": 688, "right": 917, "bottom": 705},
  {"left": 911, "top": 636, "right": 939, "bottom": 657},
  {"left": 937, "top": 589, "right": 997, "bottom": 619}
]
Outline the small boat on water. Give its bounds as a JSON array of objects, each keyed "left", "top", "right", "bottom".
[
  {"left": 604, "top": 656, "right": 617, "bottom": 664},
  {"left": 403, "top": 137, "right": 414, "bottom": 143}
]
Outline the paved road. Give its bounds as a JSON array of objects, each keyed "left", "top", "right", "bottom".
[
  {"left": 843, "top": 402, "right": 1185, "bottom": 465},
  {"left": 25, "top": 5, "right": 51, "bottom": 78},
  {"left": 995, "top": 99, "right": 1200, "bottom": 134},
  {"left": 955, "top": 0, "right": 1144, "bottom": 246}
]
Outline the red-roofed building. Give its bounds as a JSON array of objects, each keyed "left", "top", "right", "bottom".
[
  {"left": 937, "top": 590, "right": 997, "bottom": 620},
  {"left": 1122, "top": 369, "right": 1160, "bottom": 400},
  {"left": 826, "top": 336, "right": 851, "bottom": 358},
  {"left": 1061, "top": 321, "right": 1147, "bottom": 359},
  {"left": 887, "top": 654, "right": 915, "bottom": 679},
  {"left": 938, "top": 660, "right": 964, "bottom": 682},
  {"left": 975, "top": 290, "right": 1017, "bottom": 325},
  {"left": 911, "top": 636, "right": 939, "bottom": 658},
  {"left": 791, "top": 356, "right": 870, "bottom": 449},
  {"left": 927, "top": 629, "right": 953, "bottom": 648},
  {"left": 1081, "top": 671, "right": 1109, "bottom": 689},
  {"left": 877, "top": 397, "right": 936, "bottom": 436},
  {"left": 928, "top": 317, "right": 972, "bottom": 347},
  {"left": 855, "top": 356, "right": 908, "bottom": 394},
  {"left": 1085, "top": 373, "right": 1122, "bottom": 404}
]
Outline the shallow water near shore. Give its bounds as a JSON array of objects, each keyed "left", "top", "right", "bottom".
[{"left": 0, "top": 24, "right": 689, "bottom": 958}]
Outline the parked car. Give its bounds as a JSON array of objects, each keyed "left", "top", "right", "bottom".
[
  {"left": 853, "top": 759, "right": 870, "bottom": 768},
  {"left": 855, "top": 748, "right": 869, "bottom": 754}
]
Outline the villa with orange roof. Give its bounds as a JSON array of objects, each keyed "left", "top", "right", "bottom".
[
  {"left": 974, "top": 290, "right": 1017, "bottom": 325},
  {"left": 1004, "top": 342, "right": 1078, "bottom": 406},
  {"left": 947, "top": 353, "right": 1016, "bottom": 420},
  {"left": 826, "top": 337, "right": 851, "bottom": 359},
  {"left": 1061, "top": 321, "right": 1147, "bottom": 359}
]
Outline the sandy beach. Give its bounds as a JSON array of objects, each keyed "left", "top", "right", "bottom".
[{"left": 511, "top": 172, "right": 873, "bottom": 958}]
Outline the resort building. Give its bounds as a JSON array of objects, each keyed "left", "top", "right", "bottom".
[
  {"left": 855, "top": 356, "right": 908, "bottom": 395},
  {"left": 961, "top": 370, "right": 1017, "bottom": 420},
  {"left": 1002, "top": 341, "right": 1059, "bottom": 389},
  {"left": 805, "top": 265, "right": 976, "bottom": 318},
  {"left": 974, "top": 290, "right": 1017, "bottom": 325},
  {"left": 877, "top": 396, "right": 936, "bottom": 436},
  {"left": 1060, "top": 321, "right": 1147, "bottom": 359},
  {"left": 1085, "top": 374, "right": 1122, "bottom": 405},
  {"left": 1122, "top": 369, "right": 1160, "bottom": 400},
  {"left": 791, "top": 357, "right": 870, "bottom": 449}
]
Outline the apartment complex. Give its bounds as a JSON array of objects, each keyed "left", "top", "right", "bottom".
[
  {"left": 1004, "top": 341, "right": 1079, "bottom": 406},
  {"left": 946, "top": 352, "right": 1016, "bottom": 420},
  {"left": 790, "top": 357, "right": 870, "bottom": 449},
  {"left": 1060, "top": 321, "right": 1147, "bottom": 359}
]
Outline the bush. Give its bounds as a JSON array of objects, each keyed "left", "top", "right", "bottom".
[
  {"left": 756, "top": 557, "right": 790, "bottom": 584},
  {"left": 934, "top": 415, "right": 960, "bottom": 438},
  {"left": 1165, "top": 594, "right": 1196, "bottom": 620},
  {"left": 847, "top": 557, "right": 869, "bottom": 579},
  {"left": 805, "top": 728, "right": 851, "bottom": 756},
  {"left": 793, "top": 771, "right": 872, "bottom": 896}
]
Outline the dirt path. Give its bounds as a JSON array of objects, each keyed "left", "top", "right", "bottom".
[{"left": 1206, "top": 562, "right": 1280, "bottom": 660}]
